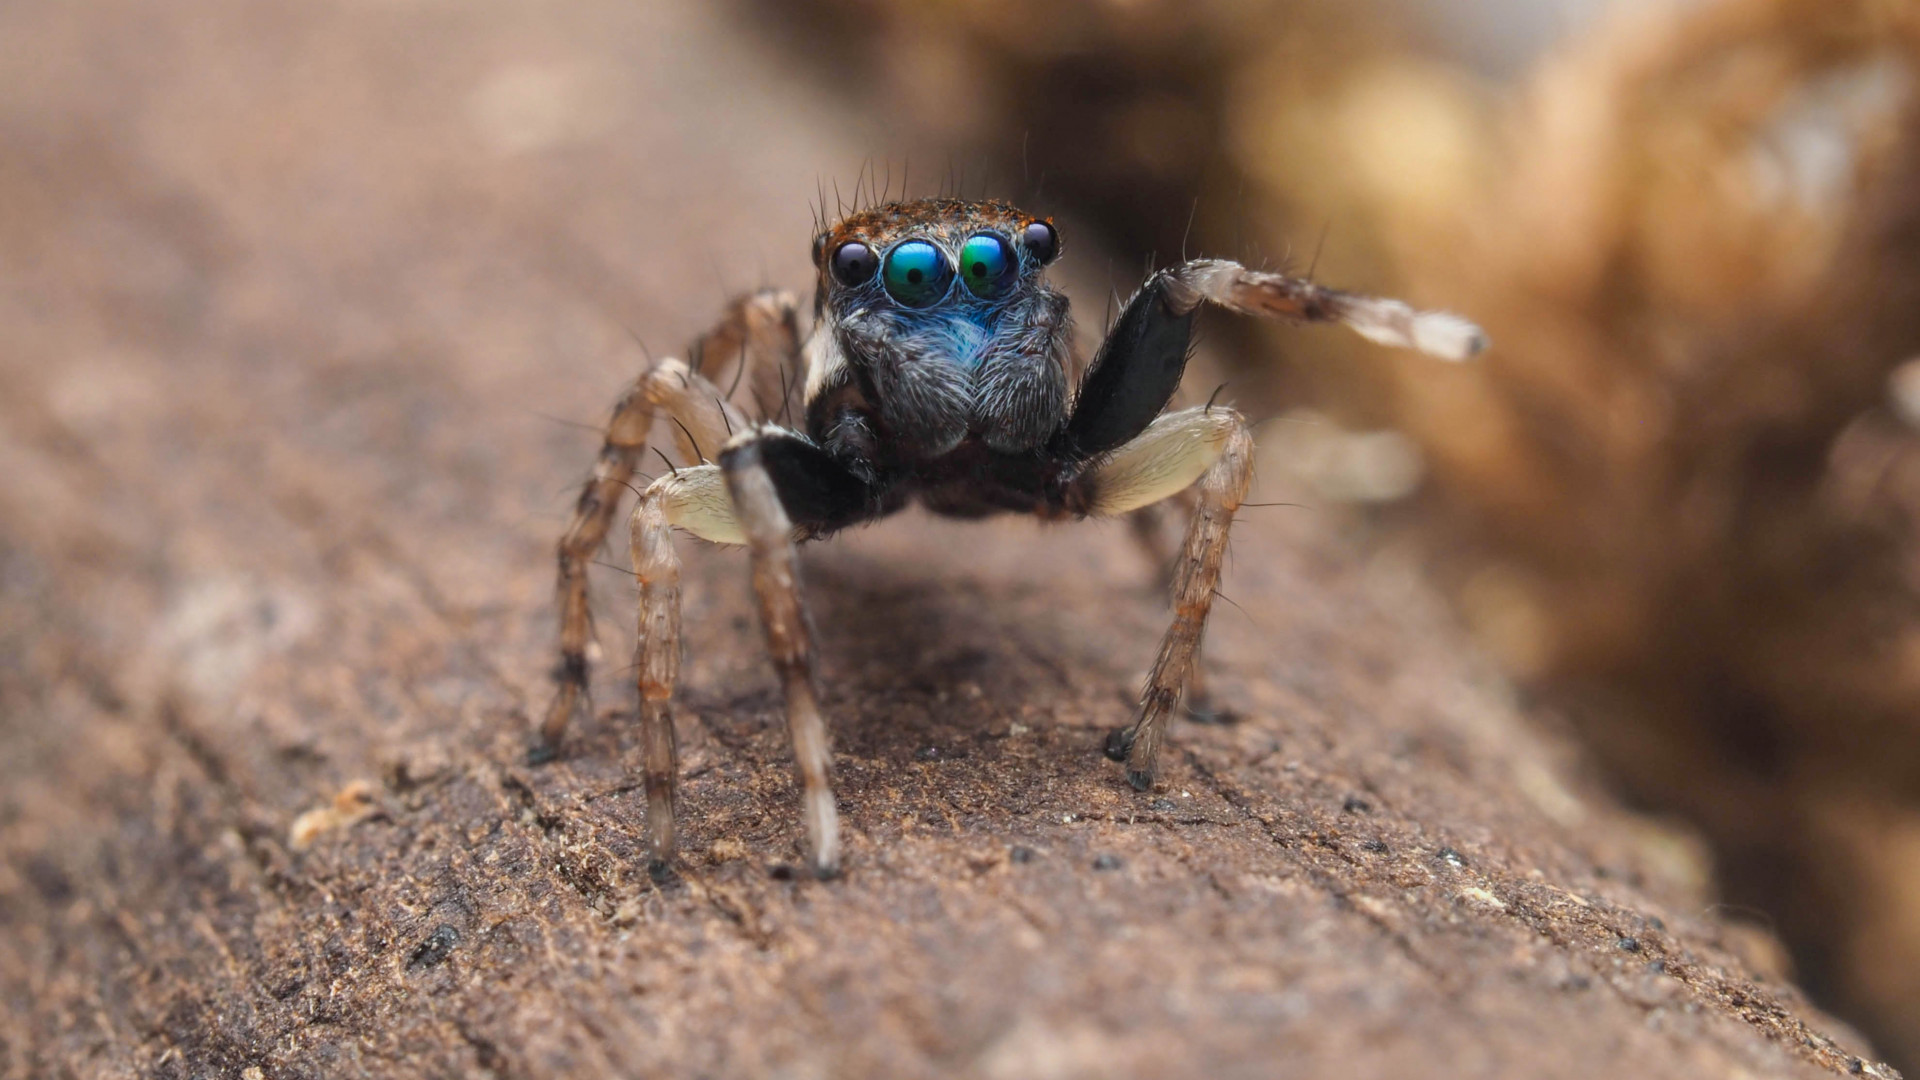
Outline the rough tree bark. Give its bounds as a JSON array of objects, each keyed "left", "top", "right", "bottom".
[{"left": 0, "top": 1, "right": 1901, "bottom": 1077}]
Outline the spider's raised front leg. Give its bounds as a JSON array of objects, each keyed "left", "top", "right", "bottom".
[
  {"left": 1058, "top": 258, "right": 1480, "bottom": 788},
  {"left": 542, "top": 289, "right": 798, "bottom": 754},
  {"left": 719, "top": 428, "right": 874, "bottom": 877}
]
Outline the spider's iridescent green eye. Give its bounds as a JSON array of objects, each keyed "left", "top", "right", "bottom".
[
  {"left": 882, "top": 240, "right": 952, "bottom": 308},
  {"left": 959, "top": 234, "right": 1016, "bottom": 299}
]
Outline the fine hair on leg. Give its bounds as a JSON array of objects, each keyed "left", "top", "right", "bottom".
[
  {"left": 621, "top": 464, "right": 746, "bottom": 870},
  {"left": 1160, "top": 259, "right": 1486, "bottom": 362},
  {"left": 543, "top": 358, "right": 748, "bottom": 751},
  {"left": 721, "top": 435, "right": 841, "bottom": 876},
  {"left": 630, "top": 484, "right": 682, "bottom": 873},
  {"left": 1091, "top": 410, "right": 1256, "bottom": 788},
  {"left": 689, "top": 289, "right": 803, "bottom": 424}
]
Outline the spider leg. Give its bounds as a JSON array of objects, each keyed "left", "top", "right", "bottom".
[
  {"left": 720, "top": 428, "right": 873, "bottom": 877},
  {"left": 1124, "top": 490, "right": 1241, "bottom": 720},
  {"left": 544, "top": 292, "right": 804, "bottom": 755},
  {"left": 543, "top": 358, "right": 752, "bottom": 753},
  {"left": 1067, "top": 406, "right": 1254, "bottom": 789},
  {"left": 688, "top": 289, "right": 804, "bottom": 424},
  {"left": 1056, "top": 258, "right": 1483, "bottom": 463},
  {"left": 628, "top": 465, "right": 744, "bottom": 872},
  {"left": 1158, "top": 259, "right": 1486, "bottom": 362}
]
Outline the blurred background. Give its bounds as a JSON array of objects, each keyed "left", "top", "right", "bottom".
[{"left": 4, "top": 0, "right": 1919, "bottom": 1069}]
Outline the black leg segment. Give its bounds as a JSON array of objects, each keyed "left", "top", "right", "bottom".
[
  {"left": 729, "top": 428, "right": 879, "bottom": 537},
  {"left": 1055, "top": 272, "right": 1198, "bottom": 459}
]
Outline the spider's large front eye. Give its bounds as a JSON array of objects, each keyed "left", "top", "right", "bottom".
[
  {"left": 830, "top": 241, "right": 880, "bottom": 286},
  {"left": 959, "top": 234, "right": 1016, "bottom": 299},
  {"left": 882, "top": 240, "right": 952, "bottom": 308}
]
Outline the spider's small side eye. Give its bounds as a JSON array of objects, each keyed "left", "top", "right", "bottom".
[
  {"left": 959, "top": 234, "right": 1016, "bottom": 299},
  {"left": 882, "top": 240, "right": 953, "bottom": 308},
  {"left": 830, "top": 241, "right": 880, "bottom": 286},
  {"left": 1021, "top": 220, "right": 1058, "bottom": 265}
]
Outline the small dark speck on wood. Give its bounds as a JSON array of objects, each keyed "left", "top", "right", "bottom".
[{"left": 409, "top": 925, "right": 459, "bottom": 970}]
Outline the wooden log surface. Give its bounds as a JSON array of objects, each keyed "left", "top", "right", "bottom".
[{"left": 0, "top": 1, "right": 1901, "bottom": 1077}]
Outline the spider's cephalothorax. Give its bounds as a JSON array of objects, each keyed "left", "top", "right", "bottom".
[{"left": 542, "top": 197, "right": 1485, "bottom": 877}]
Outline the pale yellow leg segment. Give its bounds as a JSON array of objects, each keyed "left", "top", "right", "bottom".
[
  {"left": 1083, "top": 407, "right": 1246, "bottom": 517},
  {"left": 1082, "top": 408, "right": 1255, "bottom": 788}
]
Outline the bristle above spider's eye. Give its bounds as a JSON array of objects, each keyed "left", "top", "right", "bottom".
[
  {"left": 1021, "top": 221, "right": 1058, "bottom": 265},
  {"left": 882, "top": 240, "right": 952, "bottom": 308},
  {"left": 959, "top": 234, "right": 1016, "bottom": 299},
  {"left": 831, "top": 241, "right": 880, "bottom": 286}
]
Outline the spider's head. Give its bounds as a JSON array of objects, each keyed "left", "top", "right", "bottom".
[{"left": 809, "top": 198, "right": 1060, "bottom": 343}]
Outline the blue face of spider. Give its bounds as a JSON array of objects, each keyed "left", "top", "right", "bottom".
[
  {"left": 819, "top": 201, "right": 1060, "bottom": 370},
  {"left": 809, "top": 198, "right": 1068, "bottom": 459}
]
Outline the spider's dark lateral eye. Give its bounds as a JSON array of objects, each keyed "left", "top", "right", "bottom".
[
  {"left": 1021, "top": 220, "right": 1058, "bottom": 264},
  {"left": 959, "top": 234, "right": 1016, "bottom": 299},
  {"left": 830, "top": 241, "right": 880, "bottom": 286},
  {"left": 882, "top": 240, "right": 952, "bottom": 308}
]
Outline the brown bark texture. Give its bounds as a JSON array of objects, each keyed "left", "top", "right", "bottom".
[{"left": 0, "top": 1, "right": 1902, "bottom": 1078}]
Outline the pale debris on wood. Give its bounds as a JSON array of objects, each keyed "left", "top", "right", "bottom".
[{"left": 289, "top": 779, "right": 380, "bottom": 851}]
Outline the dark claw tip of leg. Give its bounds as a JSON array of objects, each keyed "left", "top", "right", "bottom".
[
  {"left": 812, "top": 861, "right": 842, "bottom": 882},
  {"left": 646, "top": 858, "right": 677, "bottom": 885},
  {"left": 1125, "top": 768, "right": 1157, "bottom": 792},
  {"left": 525, "top": 741, "right": 560, "bottom": 766},
  {"left": 1104, "top": 728, "right": 1134, "bottom": 762}
]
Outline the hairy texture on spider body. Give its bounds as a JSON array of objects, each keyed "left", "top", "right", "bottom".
[
  {"left": 827, "top": 277, "right": 1071, "bottom": 460},
  {"left": 971, "top": 289, "right": 1072, "bottom": 453},
  {"left": 543, "top": 196, "right": 1484, "bottom": 873},
  {"left": 836, "top": 310, "right": 976, "bottom": 460}
]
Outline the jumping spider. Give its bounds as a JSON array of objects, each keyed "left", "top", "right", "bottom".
[{"left": 542, "top": 196, "right": 1484, "bottom": 877}]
